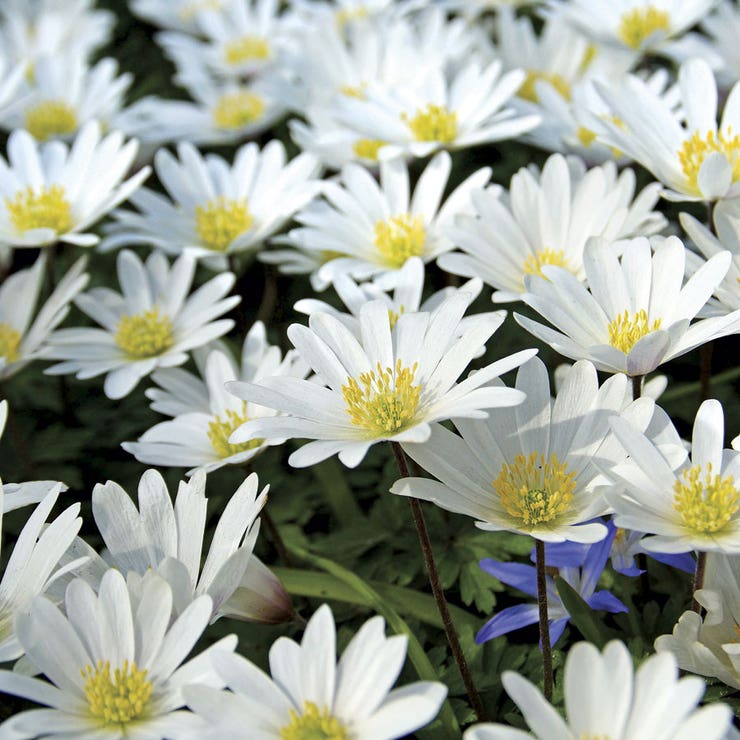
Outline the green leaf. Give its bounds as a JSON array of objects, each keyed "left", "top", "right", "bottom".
[
  {"left": 555, "top": 577, "right": 611, "bottom": 648},
  {"left": 311, "top": 457, "right": 364, "bottom": 527}
]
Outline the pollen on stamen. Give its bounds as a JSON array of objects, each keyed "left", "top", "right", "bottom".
[
  {"left": 83, "top": 659, "right": 152, "bottom": 726},
  {"left": 224, "top": 35, "right": 270, "bottom": 65},
  {"left": 673, "top": 463, "right": 739, "bottom": 535},
  {"left": 24, "top": 99, "right": 78, "bottom": 141},
  {"left": 115, "top": 306, "right": 174, "bottom": 359},
  {"left": 280, "top": 700, "right": 348, "bottom": 740},
  {"left": 402, "top": 103, "right": 457, "bottom": 144},
  {"left": 342, "top": 359, "right": 421, "bottom": 436},
  {"left": 352, "top": 138, "right": 387, "bottom": 161},
  {"left": 194, "top": 196, "right": 253, "bottom": 253},
  {"left": 208, "top": 404, "right": 264, "bottom": 458},
  {"left": 522, "top": 248, "right": 570, "bottom": 278},
  {"left": 678, "top": 128, "right": 740, "bottom": 195},
  {"left": 607, "top": 309, "right": 661, "bottom": 354},
  {"left": 0, "top": 323, "right": 22, "bottom": 363},
  {"left": 494, "top": 452, "right": 576, "bottom": 527},
  {"left": 5, "top": 185, "right": 73, "bottom": 235},
  {"left": 388, "top": 304, "right": 405, "bottom": 330},
  {"left": 618, "top": 6, "right": 671, "bottom": 49},
  {"left": 212, "top": 90, "right": 265, "bottom": 129},
  {"left": 374, "top": 213, "right": 426, "bottom": 268},
  {"left": 518, "top": 70, "right": 571, "bottom": 103}
]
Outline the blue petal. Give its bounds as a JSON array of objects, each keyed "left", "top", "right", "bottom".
[
  {"left": 549, "top": 617, "right": 569, "bottom": 646},
  {"left": 614, "top": 563, "right": 644, "bottom": 577},
  {"left": 476, "top": 604, "right": 540, "bottom": 644},
  {"left": 580, "top": 526, "right": 617, "bottom": 597},
  {"left": 480, "top": 559, "right": 538, "bottom": 598},
  {"left": 586, "top": 589, "right": 629, "bottom": 614},
  {"left": 528, "top": 540, "right": 590, "bottom": 568},
  {"left": 649, "top": 550, "right": 696, "bottom": 574}
]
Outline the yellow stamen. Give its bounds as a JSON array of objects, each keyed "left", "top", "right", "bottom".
[
  {"left": 388, "top": 305, "right": 405, "bottom": 330},
  {"left": 224, "top": 35, "right": 270, "bottom": 65},
  {"left": 342, "top": 359, "right": 421, "bottom": 436},
  {"left": 0, "top": 323, "right": 21, "bottom": 363},
  {"left": 607, "top": 309, "right": 661, "bottom": 354},
  {"left": 678, "top": 128, "right": 740, "bottom": 196},
  {"left": 24, "top": 100, "right": 78, "bottom": 141},
  {"left": 5, "top": 185, "right": 72, "bottom": 234},
  {"left": 207, "top": 404, "right": 264, "bottom": 458},
  {"left": 212, "top": 91, "right": 265, "bottom": 129},
  {"left": 518, "top": 71, "right": 571, "bottom": 103},
  {"left": 402, "top": 104, "right": 457, "bottom": 144},
  {"left": 83, "top": 660, "right": 152, "bottom": 726},
  {"left": 494, "top": 452, "right": 576, "bottom": 526},
  {"left": 579, "top": 43, "right": 599, "bottom": 74},
  {"left": 340, "top": 84, "right": 366, "bottom": 99},
  {"left": 522, "top": 248, "right": 570, "bottom": 278},
  {"left": 352, "top": 138, "right": 387, "bottom": 161},
  {"left": 115, "top": 306, "right": 174, "bottom": 359},
  {"left": 194, "top": 196, "right": 253, "bottom": 253},
  {"left": 336, "top": 6, "right": 368, "bottom": 28},
  {"left": 618, "top": 6, "right": 671, "bottom": 49},
  {"left": 320, "top": 249, "right": 347, "bottom": 264},
  {"left": 280, "top": 700, "right": 348, "bottom": 740},
  {"left": 673, "top": 463, "right": 738, "bottom": 535},
  {"left": 374, "top": 213, "right": 426, "bottom": 268},
  {"left": 577, "top": 126, "right": 597, "bottom": 148}
]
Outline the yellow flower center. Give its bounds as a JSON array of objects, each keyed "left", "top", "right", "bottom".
[
  {"left": 374, "top": 213, "right": 426, "bottom": 268},
  {"left": 212, "top": 91, "right": 265, "bottom": 129},
  {"left": 352, "top": 138, "right": 387, "bottom": 161},
  {"left": 179, "top": 0, "right": 221, "bottom": 20},
  {"left": 83, "top": 660, "right": 152, "bottom": 726},
  {"left": 673, "top": 463, "right": 738, "bottom": 535},
  {"left": 224, "top": 35, "right": 270, "bottom": 65},
  {"left": 607, "top": 309, "right": 662, "bottom": 354},
  {"left": 522, "top": 248, "right": 570, "bottom": 278},
  {"left": 388, "top": 305, "right": 405, "bottom": 330},
  {"left": 678, "top": 128, "right": 740, "bottom": 196},
  {"left": 518, "top": 71, "right": 571, "bottom": 103},
  {"left": 281, "top": 701, "right": 348, "bottom": 740},
  {"left": 194, "top": 196, "right": 253, "bottom": 253},
  {"left": 5, "top": 185, "right": 73, "bottom": 234},
  {"left": 342, "top": 359, "right": 421, "bottom": 436},
  {"left": 618, "top": 6, "right": 671, "bottom": 49},
  {"left": 24, "top": 100, "right": 78, "bottom": 141},
  {"left": 336, "top": 6, "right": 368, "bottom": 28},
  {"left": 402, "top": 104, "right": 457, "bottom": 144},
  {"left": 0, "top": 323, "right": 21, "bottom": 363},
  {"left": 577, "top": 126, "right": 598, "bottom": 148},
  {"left": 115, "top": 306, "right": 174, "bottom": 359},
  {"left": 207, "top": 404, "right": 264, "bottom": 458},
  {"left": 494, "top": 452, "right": 576, "bottom": 526}
]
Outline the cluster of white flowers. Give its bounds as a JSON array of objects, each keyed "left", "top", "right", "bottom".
[{"left": 1, "top": 0, "right": 740, "bottom": 738}]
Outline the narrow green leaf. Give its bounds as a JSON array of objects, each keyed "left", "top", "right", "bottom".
[
  {"left": 311, "top": 457, "right": 364, "bottom": 526},
  {"left": 555, "top": 577, "right": 610, "bottom": 648}
]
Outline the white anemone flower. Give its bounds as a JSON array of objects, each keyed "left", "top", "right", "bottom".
[
  {"left": 101, "top": 140, "right": 321, "bottom": 268},
  {"left": 122, "top": 322, "right": 309, "bottom": 473},
  {"left": 130, "top": 0, "right": 226, "bottom": 33},
  {"left": 227, "top": 295, "right": 536, "bottom": 468},
  {"left": 392, "top": 358, "right": 636, "bottom": 543},
  {"left": 656, "top": 552, "right": 740, "bottom": 689},
  {"left": 181, "top": 603, "right": 447, "bottom": 740},
  {"left": 464, "top": 639, "right": 732, "bottom": 740},
  {"left": 0, "top": 569, "right": 237, "bottom": 739},
  {"left": 275, "top": 151, "right": 491, "bottom": 290},
  {"left": 549, "top": 0, "right": 719, "bottom": 55},
  {"left": 0, "top": 483, "right": 82, "bottom": 662},
  {"left": 440, "top": 153, "right": 665, "bottom": 302},
  {"left": 607, "top": 399, "right": 740, "bottom": 554},
  {"left": 0, "top": 122, "right": 150, "bottom": 248},
  {"left": 596, "top": 58, "right": 740, "bottom": 201},
  {"left": 515, "top": 235, "right": 740, "bottom": 377},
  {"left": 65, "top": 468, "right": 291, "bottom": 625},
  {"left": 0, "top": 253, "right": 88, "bottom": 380},
  {"left": 44, "top": 249, "right": 239, "bottom": 399}
]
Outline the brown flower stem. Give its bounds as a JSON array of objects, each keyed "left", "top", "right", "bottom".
[
  {"left": 390, "top": 441, "right": 486, "bottom": 722},
  {"left": 535, "top": 538, "right": 554, "bottom": 701},
  {"left": 692, "top": 550, "right": 707, "bottom": 614}
]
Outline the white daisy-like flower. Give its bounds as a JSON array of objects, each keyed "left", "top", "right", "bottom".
[
  {"left": 0, "top": 51, "right": 25, "bottom": 117},
  {"left": 596, "top": 58, "right": 740, "bottom": 201},
  {"left": 656, "top": 552, "right": 740, "bottom": 689},
  {"left": 440, "top": 153, "right": 665, "bottom": 302},
  {"left": 101, "top": 139, "right": 321, "bottom": 268},
  {"left": 333, "top": 58, "right": 541, "bottom": 160},
  {"left": 290, "top": 0, "right": 404, "bottom": 30},
  {"left": 0, "top": 253, "right": 88, "bottom": 380},
  {"left": 65, "top": 467, "right": 292, "bottom": 625},
  {"left": 607, "top": 399, "right": 740, "bottom": 554},
  {"left": 122, "top": 322, "right": 309, "bottom": 473},
  {"left": 515, "top": 235, "right": 740, "bottom": 376},
  {"left": 0, "top": 55, "right": 132, "bottom": 142},
  {"left": 0, "top": 122, "right": 150, "bottom": 249},
  {"left": 0, "top": 568, "right": 237, "bottom": 738},
  {"left": 227, "top": 295, "right": 535, "bottom": 468},
  {"left": 392, "top": 358, "right": 638, "bottom": 543},
  {"left": 696, "top": 2, "right": 740, "bottom": 90},
  {"left": 181, "top": 603, "right": 447, "bottom": 740},
  {"left": 0, "top": 483, "right": 82, "bottom": 662},
  {"left": 130, "top": 0, "right": 225, "bottom": 33},
  {"left": 275, "top": 151, "right": 491, "bottom": 290},
  {"left": 44, "top": 249, "right": 239, "bottom": 399},
  {"left": 550, "top": 0, "right": 719, "bottom": 55},
  {"left": 464, "top": 639, "right": 732, "bottom": 740}
]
